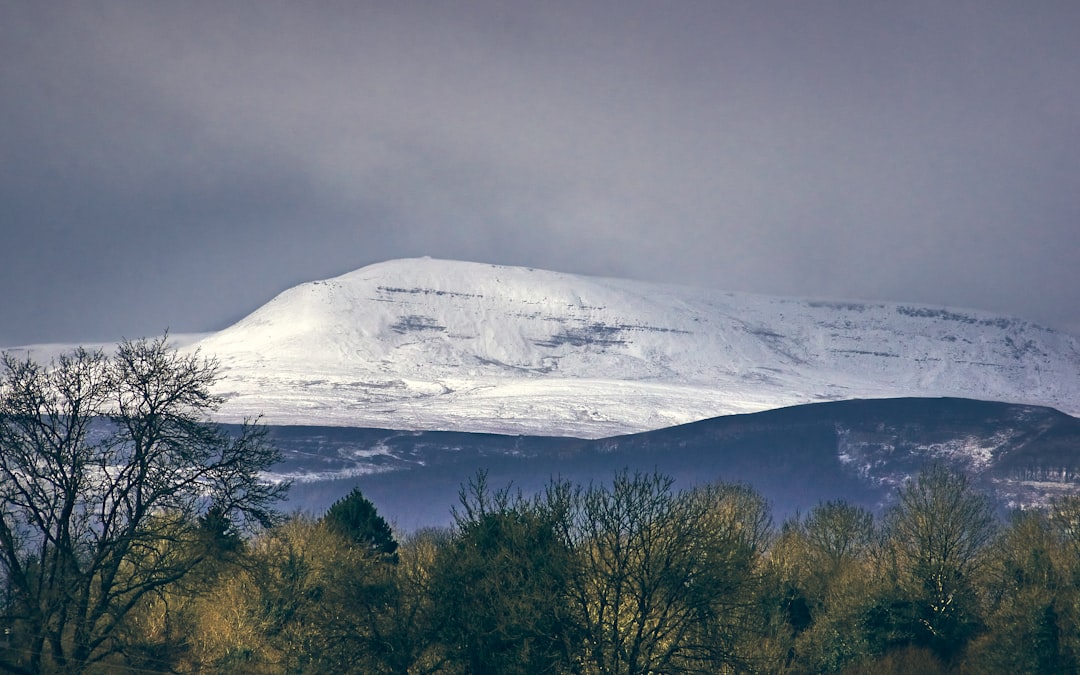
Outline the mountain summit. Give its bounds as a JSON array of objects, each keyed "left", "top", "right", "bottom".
[{"left": 189, "top": 258, "right": 1080, "bottom": 437}]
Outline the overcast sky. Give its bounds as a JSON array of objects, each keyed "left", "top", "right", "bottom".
[{"left": 2, "top": 0, "right": 1079, "bottom": 346}]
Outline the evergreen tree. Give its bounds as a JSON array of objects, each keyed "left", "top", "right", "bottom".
[
  {"left": 322, "top": 487, "right": 398, "bottom": 560},
  {"left": 429, "top": 472, "right": 578, "bottom": 675}
]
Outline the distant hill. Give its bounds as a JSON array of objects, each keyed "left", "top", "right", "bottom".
[
  {"left": 184, "top": 258, "right": 1080, "bottom": 438},
  {"left": 262, "top": 397, "right": 1080, "bottom": 530}
]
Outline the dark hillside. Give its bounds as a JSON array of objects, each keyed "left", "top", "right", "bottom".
[{"left": 248, "top": 397, "right": 1080, "bottom": 529}]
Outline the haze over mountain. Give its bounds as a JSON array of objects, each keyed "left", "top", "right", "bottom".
[{"left": 184, "top": 258, "right": 1080, "bottom": 438}]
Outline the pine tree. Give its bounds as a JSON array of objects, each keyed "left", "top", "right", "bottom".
[{"left": 322, "top": 487, "right": 399, "bottom": 560}]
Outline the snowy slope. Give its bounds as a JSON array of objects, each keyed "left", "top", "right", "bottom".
[{"left": 179, "top": 258, "right": 1080, "bottom": 438}]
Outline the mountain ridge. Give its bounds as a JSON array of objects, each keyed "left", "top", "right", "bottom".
[
  {"left": 265, "top": 397, "right": 1080, "bottom": 528},
  {"left": 185, "top": 257, "right": 1080, "bottom": 437}
]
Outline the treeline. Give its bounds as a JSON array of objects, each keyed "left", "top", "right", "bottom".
[
  {"left": 4, "top": 341, "right": 1080, "bottom": 673},
  {"left": 12, "top": 467, "right": 1080, "bottom": 674}
]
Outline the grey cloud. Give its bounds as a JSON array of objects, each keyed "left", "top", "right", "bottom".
[{"left": 2, "top": 0, "right": 1079, "bottom": 344}]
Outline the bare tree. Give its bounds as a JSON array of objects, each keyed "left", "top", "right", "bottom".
[
  {"left": 804, "top": 500, "right": 875, "bottom": 573},
  {"left": 879, "top": 464, "right": 997, "bottom": 662},
  {"left": 560, "top": 471, "right": 767, "bottom": 675},
  {"left": 0, "top": 337, "right": 287, "bottom": 674}
]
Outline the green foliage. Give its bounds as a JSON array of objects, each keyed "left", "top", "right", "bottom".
[
  {"left": 5, "top": 393, "right": 1079, "bottom": 675},
  {"left": 430, "top": 473, "right": 578, "bottom": 674},
  {"left": 184, "top": 515, "right": 403, "bottom": 674},
  {"left": 198, "top": 503, "right": 246, "bottom": 558},
  {"left": 322, "top": 487, "right": 399, "bottom": 560}
]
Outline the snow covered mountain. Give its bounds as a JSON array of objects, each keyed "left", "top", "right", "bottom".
[{"left": 188, "top": 258, "right": 1080, "bottom": 438}]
